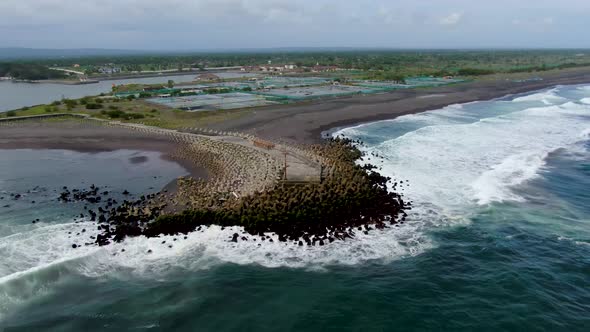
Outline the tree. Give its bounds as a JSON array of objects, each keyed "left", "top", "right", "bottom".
[
  {"left": 63, "top": 99, "right": 77, "bottom": 110},
  {"left": 167, "top": 80, "right": 175, "bottom": 88}
]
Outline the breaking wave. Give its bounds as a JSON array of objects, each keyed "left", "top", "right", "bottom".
[
  {"left": 335, "top": 85, "right": 590, "bottom": 210},
  {"left": 1, "top": 84, "right": 590, "bottom": 321}
]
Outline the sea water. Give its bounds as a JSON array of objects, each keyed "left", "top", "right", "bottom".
[{"left": 1, "top": 85, "right": 589, "bottom": 331}]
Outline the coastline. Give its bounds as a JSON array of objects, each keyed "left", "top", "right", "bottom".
[
  {"left": 207, "top": 67, "right": 590, "bottom": 144},
  {"left": 10, "top": 69, "right": 234, "bottom": 85},
  {"left": 0, "top": 123, "right": 208, "bottom": 180}
]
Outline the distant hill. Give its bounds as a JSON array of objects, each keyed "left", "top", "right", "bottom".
[
  {"left": 0, "top": 48, "right": 151, "bottom": 60},
  {"left": 0, "top": 47, "right": 446, "bottom": 61}
]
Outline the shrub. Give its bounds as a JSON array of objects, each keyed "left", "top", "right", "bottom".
[
  {"left": 6, "top": 111, "right": 17, "bottom": 117},
  {"left": 150, "top": 109, "right": 158, "bottom": 113},
  {"left": 123, "top": 113, "right": 145, "bottom": 120},
  {"left": 63, "top": 99, "right": 77, "bottom": 110},
  {"left": 44, "top": 106, "right": 52, "bottom": 112},
  {"left": 108, "top": 105, "right": 119, "bottom": 110},
  {"left": 103, "top": 110, "right": 125, "bottom": 118},
  {"left": 51, "top": 101, "right": 61, "bottom": 106},
  {"left": 94, "top": 98, "right": 103, "bottom": 104},
  {"left": 457, "top": 68, "right": 495, "bottom": 76},
  {"left": 85, "top": 103, "right": 103, "bottom": 110}
]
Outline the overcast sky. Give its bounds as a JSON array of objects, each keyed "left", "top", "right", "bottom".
[{"left": 1, "top": 0, "right": 589, "bottom": 50}]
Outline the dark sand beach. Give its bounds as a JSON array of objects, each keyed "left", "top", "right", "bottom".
[
  {"left": 209, "top": 67, "right": 590, "bottom": 143},
  {"left": 0, "top": 122, "right": 208, "bottom": 179}
]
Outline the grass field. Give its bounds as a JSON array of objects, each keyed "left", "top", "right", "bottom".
[{"left": 0, "top": 98, "right": 254, "bottom": 129}]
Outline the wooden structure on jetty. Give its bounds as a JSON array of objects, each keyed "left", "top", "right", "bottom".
[{"left": 253, "top": 139, "right": 275, "bottom": 150}]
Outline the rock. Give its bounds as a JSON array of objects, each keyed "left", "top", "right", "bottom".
[{"left": 72, "top": 244, "right": 77, "bottom": 249}]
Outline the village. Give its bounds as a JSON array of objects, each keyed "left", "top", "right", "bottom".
[{"left": 106, "top": 62, "right": 462, "bottom": 112}]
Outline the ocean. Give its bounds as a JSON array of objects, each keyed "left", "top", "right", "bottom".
[{"left": 1, "top": 84, "right": 589, "bottom": 331}]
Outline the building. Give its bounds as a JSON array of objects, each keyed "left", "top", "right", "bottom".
[
  {"left": 241, "top": 66, "right": 261, "bottom": 72},
  {"left": 98, "top": 66, "right": 121, "bottom": 75},
  {"left": 180, "top": 88, "right": 203, "bottom": 94},
  {"left": 311, "top": 65, "right": 339, "bottom": 73},
  {"left": 258, "top": 64, "right": 298, "bottom": 72}
]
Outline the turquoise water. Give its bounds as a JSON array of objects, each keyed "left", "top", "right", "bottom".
[{"left": 1, "top": 85, "right": 590, "bottom": 331}]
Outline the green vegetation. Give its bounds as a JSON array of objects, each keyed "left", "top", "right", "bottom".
[
  {"left": 4, "top": 50, "right": 590, "bottom": 83},
  {"left": 100, "top": 109, "right": 145, "bottom": 120},
  {"left": 63, "top": 99, "right": 77, "bottom": 110},
  {"left": 1, "top": 95, "right": 251, "bottom": 129},
  {"left": 85, "top": 103, "right": 103, "bottom": 110},
  {"left": 0, "top": 63, "right": 67, "bottom": 80},
  {"left": 363, "top": 71, "right": 406, "bottom": 83},
  {"left": 11, "top": 49, "right": 588, "bottom": 80},
  {"left": 457, "top": 68, "right": 496, "bottom": 76}
]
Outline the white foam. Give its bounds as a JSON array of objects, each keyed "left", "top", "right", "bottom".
[
  {"left": 471, "top": 152, "right": 547, "bottom": 204},
  {"left": 349, "top": 100, "right": 589, "bottom": 211},
  {"left": 0, "top": 214, "right": 434, "bottom": 319},
  {"left": 2, "top": 86, "right": 590, "bottom": 320},
  {"left": 580, "top": 98, "right": 590, "bottom": 105},
  {"left": 512, "top": 88, "right": 567, "bottom": 105},
  {"left": 333, "top": 103, "right": 467, "bottom": 139}
]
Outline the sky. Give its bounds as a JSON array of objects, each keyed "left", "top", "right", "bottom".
[{"left": 1, "top": 0, "right": 589, "bottom": 50}]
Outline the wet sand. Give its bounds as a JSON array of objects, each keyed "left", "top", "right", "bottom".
[
  {"left": 209, "top": 67, "right": 590, "bottom": 143},
  {"left": 0, "top": 122, "right": 208, "bottom": 180}
]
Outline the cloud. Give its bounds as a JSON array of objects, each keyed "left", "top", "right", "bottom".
[
  {"left": 511, "top": 16, "right": 556, "bottom": 27},
  {"left": 439, "top": 12, "right": 463, "bottom": 26},
  {"left": 0, "top": 0, "right": 320, "bottom": 25},
  {"left": 0, "top": 0, "right": 588, "bottom": 49}
]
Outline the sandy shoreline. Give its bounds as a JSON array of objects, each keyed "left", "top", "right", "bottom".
[
  {"left": 208, "top": 68, "right": 590, "bottom": 144},
  {"left": 0, "top": 123, "right": 208, "bottom": 180}
]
